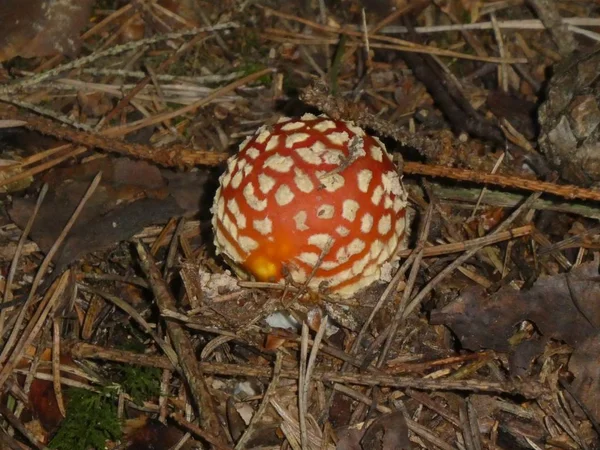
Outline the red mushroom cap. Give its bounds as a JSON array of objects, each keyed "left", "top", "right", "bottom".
[{"left": 211, "top": 114, "right": 408, "bottom": 298}]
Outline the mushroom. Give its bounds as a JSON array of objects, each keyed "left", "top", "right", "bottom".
[{"left": 211, "top": 113, "right": 409, "bottom": 298}]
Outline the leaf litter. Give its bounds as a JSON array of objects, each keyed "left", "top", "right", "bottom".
[{"left": 0, "top": 0, "right": 600, "bottom": 449}]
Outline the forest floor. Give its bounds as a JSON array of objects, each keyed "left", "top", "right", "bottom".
[{"left": 1, "top": 0, "right": 600, "bottom": 449}]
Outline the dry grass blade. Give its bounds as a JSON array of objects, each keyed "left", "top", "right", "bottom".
[
  {"left": 0, "top": 184, "right": 47, "bottom": 337},
  {"left": 0, "top": 145, "right": 88, "bottom": 190},
  {"left": 52, "top": 317, "right": 66, "bottom": 418},
  {"left": 0, "top": 22, "right": 239, "bottom": 95},
  {"left": 78, "top": 284, "right": 179, "bottom": 368},
  {"left": 0, "top": 172, "right": 101, "bottom": 372},
  {"left": 299, "top": 322, "right": 310, "bottom": 450},
  {"left": 0, "top": 270, "right": 70, "bottom": 388},
  {"left": 235, "top": 352, "right": 284, "bottom": 449},
  {"left": 396, "top": 225, "right": 533, "bottom": 258},
  {"left": 170, "top": 413, "right": 234, "bottom": 450},
  {"left": 70, "top": 342, "right": 547, "bottom": 397},
  {"left": 402, "top": 192, "right": 543, "bottom": 319},
  {"left": 103, "top": 68, "right": 274, "bottom": 138},
  {"left": 378, "top": 202, "right": 434, "bottom": 367},
  {"left": 0, "top": 403, "right": 46, "bottom": 449},
  {"left": 135, "top": 241, "right": 229, "bottom": 447}
]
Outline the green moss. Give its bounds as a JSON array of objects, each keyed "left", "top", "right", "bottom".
[
  {"left": 49, "top": 387, "right": 121, "bottom": 450},
  {"left": 239, "top": 62, "right": 271, "bottom": 85},
  {"left": 119, "top": 364, "right": 161, "bottom": 405}
]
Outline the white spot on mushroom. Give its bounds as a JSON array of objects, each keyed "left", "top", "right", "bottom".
[
  {"left": 347, "top": 123, "right": 366, "bottom": 137},
  {"left": 281, "top": 121, "right": 305, "bottom": 131},
  {"left": 294, "top": 168, "right": 314, "bottom": 193},
  {"left": 393, "top": 197, "right": 406, "bottom": 213},
  {"left": 373, "top": 136, "right": 390, "bottom": 158},
  {"left": 342, "top": 199, "right": 359, "bottom": 222},
  {"left": 215, "top": 227, "right": 243, "bottom": 261},
  {"left": 336, "top": 246, "right": 349, "bottom": 263},
  {"left": 217, "top": 196, "right": 226, "bottom": 220},
  {"left": 384, "top": 195, "right": 393, "bottom": 209},
  {"left": 238, "top": 235, "right": 259, "bottom": 252},
  {"left": 327, "top": 131, "right": 349, "bottom": 146},
  {"left": 320, "top": 261, "right": 340, "bottom": 270},
  {"left": 370, "top": 145, "right": 383, "bottom": 162},
  {"left": 387, "top": 233, "right": 399, "bottom": 256},
  {"left": 255, "top": 126, "right": 270, "bottom": 144},
  {"left": 317, "top": 204, "right": 334, "bottom": 219},
  {"left": 370, "top": 239, "right": 383, "bottom": 258},
  {"left": 222, "top": 215, "right": 238, "bottom": 240},
  {"left": 329, "top": 268, "right": 353, "bottom": 286},
  {"left": 352, "top": 254, "right": 370, "bottom": 275},
  {"left": 243, "top": 164, "right": 253, "bottom": 177},
  {"left": 378, "top": 214, "right": 392, "bottom": 235},
  {"left": 227, "top": 199, "right": 246, "bottom": 229},
  {"left": 347, "top": 238, "right": 366, "bottom": 256},
  {"left": 231, "top": 171, "right": 243, "bottom": 189},
  {"left": 294, "top": 211, "right": 309, "bottom": 231},
  {"left": 312, "top": 140, "right": 328, "bottom": 154},
  {"left": 301, "top": 113, "right": 318, "bottom": 121},
  {"left": 371, "top": 185, "right": 384, "bottom": 206},
  {"left": 291, "top": 268, "right": 307, "bottom": 283},
  {"left": 243, "top": 183, "right": 267, "bottom": 211},
  {"left": 227, "top": 156, "right": 238, "bottom": 172},
  {"left": 377, "top": 245, "right": 391, "bottom": 264},
  {"left": 363, "top": 263, "right": 378, "bottom": 277},
  {"left": 264, "top": 154, "right": 294, "bottom": 173},
  {"left": 298, "top": 252, "right": 319, "bottom": 265},
  {"left": 360, "top": 213, "right": 373, "bottom": 233},
  {"left": 285, "top": 133, "right": 310, "bottom": 148},
  {"left": 313, "top": 120, "right": 337, "bottom": 132},
  {"left": 357, "top": 169, "right": 373, "bottom": 193},
  {"left": 318, "top": 172, "right": 345, "bottom": 192},
  {"left": 308, "top": 234, "right": 333, "bottom": 250},
  {"left": 336, "top": 226, "right": 350, "bottom": 237},
  {"left": 275, "top": 184, "right": 294, "bottom": 206},
  {"left": 381, "top": 171, "right": 404, "bottom": 196},
  {"left": 253, "top": 217, "right": 272, "bottom": 235},
  {"left": 277, "top": 116, "right": 292, "bottom": 123},
  {"left": 265, "top": 135, "right": 280, "bottom": 151},
  {"left": 395, "top": 216, "right": 406, "bottom": 234},
  {"left": 246, "top": 147, "right": 260, "bottom": 159},
  {"left": 295, "top": 147, "right": 322, "bottom": 165},
  {"left": 322, "top": 150, "right": 344, "bottom": 165},
  {"left": 238, "top": 136, "right": 252, "bottom": 150},
  {"left": 258, "top": 174, "right": 276, "bottom": 194},
  {"left": 221, "top": 171, "right": 232, "bottom": 188}
]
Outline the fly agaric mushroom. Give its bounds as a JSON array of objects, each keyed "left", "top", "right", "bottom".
[{"left": 211, "top": 114, "right": 408, "bottom": 298}]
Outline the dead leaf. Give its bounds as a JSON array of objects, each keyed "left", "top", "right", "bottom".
[
  {"left": 336, "top": 412, "right": 411, "bottom": 450},
  {"left": 430, "top": 261, "right": 600, "bottom": 352},
  {"left": 0, "top": 0, "right": 93, "bottom": 62},
  {"left": 125, "top": 417, "right": 194, "bottom": 450},
  {"left": 360, "top": 411, "right": 411, "bottom": 450},
  {"left": 568, "top": 332, "right": 600, "bottom": 424},
  {"left": 8, "top": 157, "right": 212, "bottom": 272}
]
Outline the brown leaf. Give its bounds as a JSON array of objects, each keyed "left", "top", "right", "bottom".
[
  {"left": 430, "top": 261, "right": 600, "bottom": 352},
  {"left": 336, "top": 412, "right": 412, "bottom": 450},
  {"left": 125, "top": 417, "right": 194, "bottom": 450},
  {"left": 360, "top": 412, "right": 411, "bottom": 450},
  {"left": 0, "top": 0, "right": 93, "bottom": 62},
  {"left": 568, "top": 332, "right": 600, "bottom": 424},
  {"left": 8, "top": 157, "right": 212, "bottom": 272}
]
